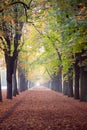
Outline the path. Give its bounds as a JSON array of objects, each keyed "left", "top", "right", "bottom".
[{"left": 0, "top": 86, "right": 87, "bottom": 130}]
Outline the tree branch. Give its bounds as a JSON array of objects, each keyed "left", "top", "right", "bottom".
[
  {"left": 0, "top": 36, "right": 7, "bottom": 52},
  {"left": 28, "top": 21, "right": 62, "bottom": 64},
  {"left": 0, "top": 0, "right": 33, "bottom": 13},
  {"left": 52, "top": 43, "right": 62, "bottom": 62},
  {"left": 46, "top": 67, "right": 53, "bottom": 80},
  {"left": 31, "top": 23, "right": 62, "bottom": 62}
]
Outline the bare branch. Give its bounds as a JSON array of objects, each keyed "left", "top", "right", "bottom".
[{"left": 0, "top": 0, "right": 33, "bottom": 13}]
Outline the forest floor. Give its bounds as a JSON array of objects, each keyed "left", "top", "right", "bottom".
[{"left": 0, "top": 86, "right": 87, "bottom": 130}]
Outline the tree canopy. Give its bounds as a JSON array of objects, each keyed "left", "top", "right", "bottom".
[{"left": 0, "top": 0, "right": 87, "bottom": 101}]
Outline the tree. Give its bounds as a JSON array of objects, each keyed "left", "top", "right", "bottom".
[
  {"left": 49, "top": 0, "right": 87, "bottom": 100},
  {"left": 29, "top": 0, "right": 87, "bottom": 101},
  {"left": 0, "top": 0, "right": 32, "bottom": 99}
]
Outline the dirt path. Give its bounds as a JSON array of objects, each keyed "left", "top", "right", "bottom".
[{"left": 0, "top": 86, "right": 87, "bottom": 130}]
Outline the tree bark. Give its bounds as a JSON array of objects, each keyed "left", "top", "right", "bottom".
[
  {"left": 5, "top": 55, "right": 14, "bottom": 99},
  {"left": 51, "top": 79, "right": 54, "bottom": 90},
  {"left": 0, "top": 75, "right": 2, "bottom": 102},
  {"left": 63, "top": 79, "right": 68, "bottom": 95},
  {"left": 18, "top": 67, "right": 28, "bottom": 92},
  {"left": 53, "top": 76, "right": 58, "bottom": 91},
  {"left": 80, "top": 67, "right": 87, "bottom": 101},
  {"left": 73, "top": 61, "right": 80, "bottom": 99},
  {"left": 13, "top": 59, "right": 19, "bottom": 96},
  {"left": 68, "top": 68, "right": 73, "bottom": 97},
  {"left": 57, "top": 67, "right": 62, "bottom": 92},
  {"left": 79, "top": 49, "right": 87, "bottom": 101},
  {"left": 20, "top": 74, "right": 28, "bottom": 91}
]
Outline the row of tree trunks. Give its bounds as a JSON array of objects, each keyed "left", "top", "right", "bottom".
[
  {"left": 63, "top": 50, "right": 87, "bottom": 102},
  {"left": 45, "top": 56, "right": 87, "bottom": 102},
  {"left": 5, "top": 55, "right": 28, "bottom": 99},
  {"left": 45, "top": 52, "right": 87, "bottom": 102},
  {"left": 5, "top": 53, "right": 19, "bottom": 99},
  {"left": 45, "top": 66, "right": 62, "bottom": 92},
  {"left": 28, "top": 81, "right": 35, "bottom": 89},
  {"left": 45, "top": 60, "right": 87, "bottom": 102},
  {"left": 63, "top": 67, "right": 87, "bottom": 102}
]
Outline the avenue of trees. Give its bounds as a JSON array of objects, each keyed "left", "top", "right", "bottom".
[
  {"left": 43, "top": 0, "right": 87, "bottom": 101},
  {"left": 0, "top": 0, "right": 87, "bottom": 102}
]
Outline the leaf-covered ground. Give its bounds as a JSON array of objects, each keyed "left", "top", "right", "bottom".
[{"left": 0, "top": 86, "right": 87, "bottom": 130}]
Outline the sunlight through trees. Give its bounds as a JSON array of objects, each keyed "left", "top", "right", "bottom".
[{"left": 0, "top": 0, "right": 87, "bottom": 101}]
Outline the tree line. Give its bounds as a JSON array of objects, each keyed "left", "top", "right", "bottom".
[
  {"left": 42, "top": 0, "right": 87, "bottom": 101},
  {"left": 0, "top": 0, "right": 87, "bottom": 102}
]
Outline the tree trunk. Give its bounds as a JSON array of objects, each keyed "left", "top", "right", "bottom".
[
  {"left": 18, "top": 67, "right": 28, "bottom": 92},
  {"left": 68, "top": 68, "right": 73, "bottom": 97},
  {"left": 53, "top": 76, "right": 58, "bottom": 91},
  {"left": 49, "top": 80, "right": 52, "bottom": 89},
  {"left": 63, "top": 80, "right": 68, "bottom": 95},
  {"left": 29, "top": 81, "right": 32, "bottom": 88},
  {"left": 13, "top": 59, "right": 19, "bottom": 96},
  {"left": 79, "top": 49, "right": 87, "bottom": 101},
  {"left": 6, "top": 71, "right": 12, "bottom": 99},
  {"left": 80, "top": 67, "right": 87, "bottom": 101},
  {"left": 0, "top": 75, "right": 2, "bottom": 102},
  {"left": 52, "top": 77, "right": 57, "bottom": 91},
  {"left": 73, "top": 62, "right": 80, "bottom": 99},
  {"left": 51, "top": 79, "right": 54, "bottom": 90},
  {"left": 68, "top": 77, "right": 73, "bottom": 97},
  {"left": 18, "top": 72, "right": 23, "bottom": 92},
  {"left": 5, "top": 55, "right": 14, "bottom": 99},
  {"left": 57, "top": 67, "right": 62, "bottom": 92}
]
